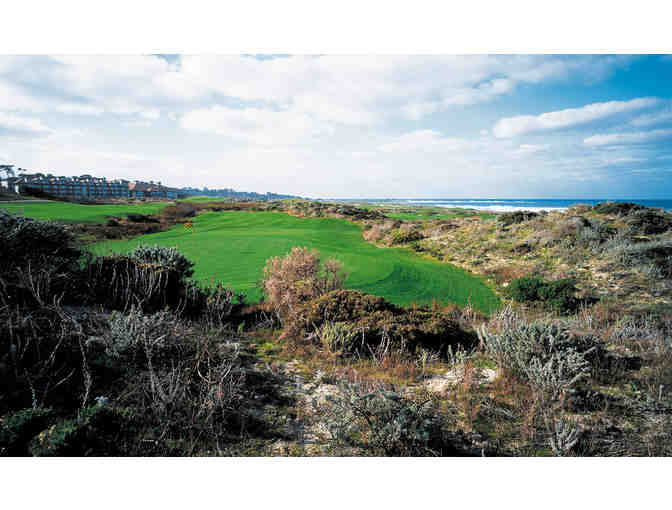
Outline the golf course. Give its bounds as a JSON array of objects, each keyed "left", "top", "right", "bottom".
[
  {"left": 92, "top": 210, "right": 500, "bottom": 312},
  {"left": 0, "top": 201, "right": 171, "bottom": 223}
]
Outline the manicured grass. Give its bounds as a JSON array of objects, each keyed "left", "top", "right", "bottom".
[
  {"left": 0, "top": 201, "right": 172, "bottom": 223},
  {"left": 92, "top": 210, "right": 500, "bottom": 313}
]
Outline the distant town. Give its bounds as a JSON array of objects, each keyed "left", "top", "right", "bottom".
[{"left": 0, "top": 164, "right": 302, "bottom": 201}]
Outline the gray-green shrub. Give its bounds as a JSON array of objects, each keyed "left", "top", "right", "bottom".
[
  {"left": 84, "top": 253, "right": 186, "bottom": 313},
  {"left": 390, "top": 229, "right": 424, "bottom": 245},
  {"left": 314, "top": 382, "right": 449, "bottom": 456},
  {"left": 181, "top": 280, "right": 245, "bottom": 325},
  {"left": 478, "top": 322, "right": 598, "bottom": 398},
  {"left": 0, "top": 210, "right": 82, "bottom": 307},
  {"left": 497, "top": 210, "right": 539, "bottom": 226},
  {"left": 610, "top": 239, "right": 672, "bottom": 279},
  {"left": 316, "top": 321, "right": 361, "bottom": 355},
  {"left": 129, "top": 244, "right": 194, "bottom": 280},
  {"left": 97, "top": 306, "right": 180, "bottom": 368},
  {"left": 0, "top": 210, "right": 81, "bottom": 274}
]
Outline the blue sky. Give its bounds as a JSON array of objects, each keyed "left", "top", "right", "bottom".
[{"left": 1, "top": 54, "right": 671, "bottom": 198}]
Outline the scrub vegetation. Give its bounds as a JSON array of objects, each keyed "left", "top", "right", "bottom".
[{"left": 2, "top": 198, "right": 672, "bottom": 457}]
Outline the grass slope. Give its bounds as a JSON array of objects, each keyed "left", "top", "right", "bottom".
[
  {"left": 93, "top": 210, "right": 499, "bottom": 313},
  {"left": 0, "top": 201, "right": 171, "bottom": 223}
]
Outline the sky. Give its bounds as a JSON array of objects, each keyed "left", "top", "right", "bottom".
[{"left": 1, "top": 54, "right": 671, "bottom": 199}]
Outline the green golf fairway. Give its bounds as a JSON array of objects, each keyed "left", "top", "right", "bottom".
[
  {"left": 92, "top": 211, "right": 499, "bottom": 313},
  {"left": 0, "top": 201, "right": 171, "bottom": 223}
]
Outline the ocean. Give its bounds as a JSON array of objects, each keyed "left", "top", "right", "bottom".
[{"left": 353, "top": 198, "right": 672, "bottom": 213}]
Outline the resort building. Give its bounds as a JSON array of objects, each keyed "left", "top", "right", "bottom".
[
  {"left": 129, "top": 181, "right": 181, "bottom": 199},
  {"left": 1, "top": 166, "right": 182, "bottom": 200},
  {"left": 15, "top": 173, "right": 132, "bottom": 198}
]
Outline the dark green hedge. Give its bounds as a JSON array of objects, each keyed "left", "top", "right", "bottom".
[{"left": 507, "top": 276, "right": 578, "bottom": 313}]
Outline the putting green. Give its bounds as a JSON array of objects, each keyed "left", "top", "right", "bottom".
[{"left": 92, "top": 211, "right": 500, "bottom": 313}]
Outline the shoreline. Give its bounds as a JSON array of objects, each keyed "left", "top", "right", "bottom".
[{"left": 435, "top": 204, "right": 567, "bottom": 213}]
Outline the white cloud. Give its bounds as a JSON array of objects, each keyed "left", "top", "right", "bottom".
[
  {"left": 139, "top": 109, "right": 161, "bottom": 120},
  {"left": 493, "top": 97, "right": 658, "bottom": 138},
  {"left": 0, "top": 80, "right": 104, "bottom": 116},
  {"left": 441, "top": 77, "right": 514, "bottom": 106},
  {"left": 180, "top": 106, "right": 334, "bottom": 145},
  {"left": 9, "top": 55, "right": 628, "bottom": 118},
  {"left": 400, "top": 101, "right": 439, "bottom": 120},
  {"left": 516, "top": 143, "right": 550, "bottom": 154},
  {"left": 584, "top": 128, "right": 672, "bottom": 146},
  {"left": 0, "top": 55, "right": 178, "bottom": 117},
  {"left": 378, "top": 130, "right": 470, "bottom": 153},
  {"left": 0, "top": 112, "right": 52, "bottom": 136},
  {"left": 0, "top": 55, "right": 634, "bottom": 131},
  {"left": 54, "top": 103, "right": 105, "bottom": 116},
  {"left": 179, "top": 55, "right": 629, "bottom": 123},
  {"left": 631, "top": 108, "right": 672, "bottom": 127},
  {"left": 1, "top": 55, "right": 664, "bottom": 198},
  {"left": 0, "top": 82, "right": 45, "bottom": 112}
]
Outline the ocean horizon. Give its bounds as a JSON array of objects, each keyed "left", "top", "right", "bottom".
[{"left": 334, "top": 198, "right": 672, "bottom": 212}]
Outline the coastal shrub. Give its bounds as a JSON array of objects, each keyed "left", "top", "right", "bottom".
[
  {"left": 0, "top": 407, "right": 57, "bottom": 456},
  {"left": 409, "top": 241, "right": 425, "bottom": 253},
  {"left": 293, "top": 289, "right": 401, "bottom": 323},
  {"left": 160, "top": 201, "right": 199, "bottom": 219},
  {"left": 506, "top": 276, "right": 547, "bottom": 302},
  {"left": 129, "top": 244, "right": 195, "bottom": 279},
  {"left": 497, "top": 210, "right": 539, "bottom": 227},
  {"left": 98, "top": 306, "right": 182, "bottom": 369},
  {"left": 0, "top": 305, "right": 89, "bottom": 413},
  {"left": 593, "top": 201, "right": 645, "bottom": 216},
  {"left": 84, "top": 255, "right": 181, "bottom": 313},
  {"left": 284, "top": 289, "right": 475, "bottom": 355},
  {"left": 478, "top": 322, "right": 602, "bottom": 399},
  {"left": 87, "top": 244, "right": 242, "bottom": 319},
  {"left": 611, "top": 239, "right": 672, "bottom": 279},
  {"left": 575, "top": 219, "right": 615, "bottom": 250},
  {"left": 315, "top": 382, "right": 451, "bottom": 456},
  {"left": 83, "top": 245, "right": 197, "bottom": 314},
  {"left": 538, "top": 279, "right": 579, "bottom": 312},
  {"left": 0, "top": 210, "right": 81, "bottom": 273},
  {"left": 126, "top": 213, "right": 160, "bottom": 223},
  {"left": 547, "top": 416, "right": 582, "bottom": 457},
  {"left": 114, "top": 333, "right": 246, "bottom": 454},
  {"left": 566, "top": 204, "right": 593, "bottom": 215},
  {"left": 0, "top": 210, "right": 82, "bottom": 307},
  {"left": 180, "top": 280, "right": 246, "bottom": 324},
  {"left": 29, "top": 405, "right": 138, "bottom": 456},
  {"left": 390, "top": 229, "right": 424, "bottom": 245},
  {"left": 261, "top": 247, "right": 347, "bottom": 321},
  {"left": 624, "top": 209, "right": 672, "bottom": 235},
  {"left": 333, "top": 205, "right": 385, "bottom": 220},
  {"left": 507, "top": 276, "right": 578, "bottom": 312},
  {"left": 317, "top": 321, "right": 361, "bottom": 355}
]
